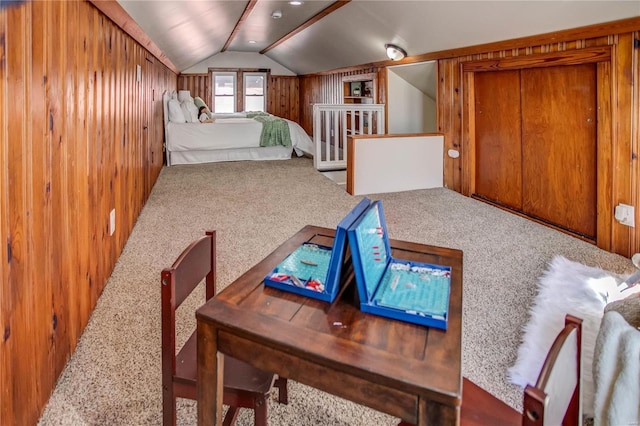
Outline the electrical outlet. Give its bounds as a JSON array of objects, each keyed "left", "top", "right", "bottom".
[
  {"left": 614, "top": 203, "right": 635, "bottom": 227},
  {"left": 109, "top": 209, "right": 116, "bottom": 236}
]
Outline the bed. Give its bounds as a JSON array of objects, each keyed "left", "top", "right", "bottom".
[{"left": 163, "top": 90, "right": 314, "bottom": 166}]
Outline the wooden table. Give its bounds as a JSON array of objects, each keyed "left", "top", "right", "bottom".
[{"left": 196, "top": 225, "right": 463, "bottom": 425}]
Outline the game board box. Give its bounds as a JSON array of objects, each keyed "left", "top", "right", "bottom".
[
  {"left": 263, "top": 198, "right": 371, "bottom": 302},
  {"left": 347, "top": 200, "right": 451, "bottom": 330}
]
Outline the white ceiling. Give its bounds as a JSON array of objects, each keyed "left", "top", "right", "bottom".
[
  {"left": 116, "top": 0, "right": 640, "bottom": 75},
  {"left": 228, "top": 0, "right": 334, "bottom": 52}
]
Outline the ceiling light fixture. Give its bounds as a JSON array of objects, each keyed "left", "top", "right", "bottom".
[
  {"left": 385, "top": 43, "right": 407, "bottom": 61},
  {"left": 248, "top": 40, "right": 256, "bottom": 44},
  {"left": 289, "top": 1, "right": 303, "bottom": 5},
  {"left": 271, "top": 10, "right": 282, "bottom": 19}
]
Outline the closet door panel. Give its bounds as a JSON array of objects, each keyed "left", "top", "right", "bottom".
[
  {"left": 474, "top": 70, "right": 522, "bottom": 209},
  {"left": 521, "top": 64, "right": 597, "bottom": 238}
]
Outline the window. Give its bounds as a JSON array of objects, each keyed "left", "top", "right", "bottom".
[
  {"left": 212, "top": 72, "right": 236, "bottom": 113},
  {"left": 244, "top": 73, "right": 266, "bottom": 112},
  {"left": 210, "top": 69, "right": 270, "bottom": 113}
]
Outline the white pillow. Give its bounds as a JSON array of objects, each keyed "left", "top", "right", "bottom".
[
  {"left": 186, "top": 100, "right": 200, "bottom": 123},
  {"left": 180, "top": 102, "right": 192, "bottom": 122},
  {"left": 177, "top": 90, "right": 191, "bottom": 103},
  {"left": 180, "top": 100, "right": 199, "bottom": 123},
  {"left": 168, "top": 99, "right": 186, "bottom": 123}
]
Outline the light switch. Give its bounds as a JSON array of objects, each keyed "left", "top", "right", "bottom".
[{"left": 614, "top": 203, "right": 635, "bottom": 227}]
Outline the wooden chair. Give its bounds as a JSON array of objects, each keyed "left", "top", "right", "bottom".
[
  {"left": 161, "top": 230, "right": 287, "bottom": 426},
  {"left": 398, "top": 314, "right": 582, "bottom": 426}
]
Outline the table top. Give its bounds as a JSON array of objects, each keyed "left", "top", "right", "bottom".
[{"left": 196, "top": 225, "right": 463, "bottom": 419}]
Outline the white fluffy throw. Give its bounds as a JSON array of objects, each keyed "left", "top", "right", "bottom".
[
  {"left": 593, "top": 310, "right": 640, "bottom": 426},
  {"left": 508, "top": 255, "right": 631, "bottom": 416}
]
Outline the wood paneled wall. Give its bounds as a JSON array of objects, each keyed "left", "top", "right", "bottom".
[
  {"left": 178, "top": 73, "right": 210, "bottom": 106},
  {"left": 437, "top": 31, "right": 639, "bottom": 256},
  {"left": 267, "top": 75, "right": 300, "bottom": 123},
  {"left": 177, "top": 73, "right": 301, "bottom": 122},
  {"left": 633, "top": 33, "right": 640, "bottom": 258},
  {"left": 298, "top": 67, "right": 387, "bottom": 134},
  {"left": 0, "top": 2, "right": 176, "bottom": 425}
]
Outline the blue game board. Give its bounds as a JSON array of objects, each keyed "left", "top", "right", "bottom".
[
  {"left": 347, "top": 200, "right": 452, "bottom": 329},
  {"left": 266, "top": 243, "right": 332, "bottom": 291},
  {"left": 263, "top": 198, "right": 371, "bottom": 302}
]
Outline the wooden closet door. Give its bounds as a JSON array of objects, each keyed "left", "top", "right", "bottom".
[
  {"left": 474, "top": 70, "right": 522, "bottom": 210},
  {"left": 521, "top": 64, "right": 597, "bottom": 239}
]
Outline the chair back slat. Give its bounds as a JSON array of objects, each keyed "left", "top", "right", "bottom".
[
  {"left": 170, "top": 233, "right": 215, "bottom": 308},
  {"left": 539, "top": 328, "right": 579, "bottom": 425},
  {"left": 523, "top": 314, "right": 582, "bottom": 426}
]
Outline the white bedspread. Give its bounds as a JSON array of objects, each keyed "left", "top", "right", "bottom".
[{"left": 166, "top": 117, "right": 313, "bottom": 156}]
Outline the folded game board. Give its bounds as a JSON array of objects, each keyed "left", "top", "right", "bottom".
[{"left": 347, "top": 200, "right": 451, "bottom": 330}]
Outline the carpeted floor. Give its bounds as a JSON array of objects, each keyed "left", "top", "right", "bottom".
[{"left": 38, "top": 157, "right": 635, "bottom": 425}]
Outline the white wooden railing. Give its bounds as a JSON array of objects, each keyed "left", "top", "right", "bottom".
[{"left": 312, "top": 104, "right": 385, "bottom": 171}]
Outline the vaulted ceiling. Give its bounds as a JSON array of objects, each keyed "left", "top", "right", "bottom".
[{"left": 116, "top": 0, "right": 640, "bottom": 75}]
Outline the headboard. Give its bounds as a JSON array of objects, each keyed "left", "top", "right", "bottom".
[
  {"left": 162, "top": 90, "right": 173, "bottom": 165},
  {"left": 162, "top": 90, "right": 171, "bottom": 130}
]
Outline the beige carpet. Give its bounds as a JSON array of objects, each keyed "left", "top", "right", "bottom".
[
  {"left": 320, "top": 170, "right": 347, "bottom": 186},
  {"left": 38, "top": 157, "right": 634, "bottom": 425}
]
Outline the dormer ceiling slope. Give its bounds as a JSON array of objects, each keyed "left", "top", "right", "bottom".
[{"left": 116, "top": 0, "right": 640, "bottom": 75}]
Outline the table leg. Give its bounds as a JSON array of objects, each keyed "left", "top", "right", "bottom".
[
  {"left": 197, "top": 322, "right": 225, "bottom": 425},
  {"left": 420, "top": 398, "right": 460, "bottom": 426}
]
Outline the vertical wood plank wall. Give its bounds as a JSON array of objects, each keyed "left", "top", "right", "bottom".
[
  {"left": 0, "top": 2, "right": 177, "bottom": 425},
  {"left": 177, "top": 73, "right": 301, "bottom": 122},
  {"left": 178, "top": 73, "right": 210, "bottom": 105},
  {"left": 298, "top": 67, "right": 387, "bottom": 134},
  {"left": 437, "top": 30, "right": 639, "bottom": 256},
  {"left": 633, "top": 32, "right": 640, "bottom": 258},
  {"left": 267, "top": 76, "right": 300, "bottom": 123}
]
